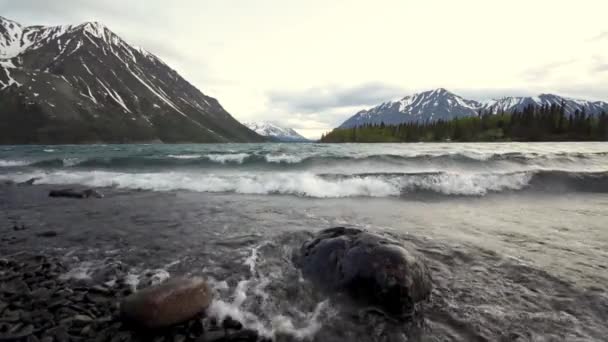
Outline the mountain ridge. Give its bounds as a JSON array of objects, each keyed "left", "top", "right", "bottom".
[
  {"left": 339, "top": 88, "right": 608, "bottom": 128},
  {"left": 0, "top": 17, "right": 265, "bottom": 144},
  {"left": 244, "top": 121, "right": 309, "bottom": 142}
]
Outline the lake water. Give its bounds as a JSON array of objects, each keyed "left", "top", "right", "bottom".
[
  {"left": 1, "top": 142, "right": 607, "bottom": 341},
  {"left": 2, "top": 142, "right": 608, "bottom": 197}
]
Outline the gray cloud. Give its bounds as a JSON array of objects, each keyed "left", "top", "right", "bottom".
[
  {"left": 268, "top": 83, "right": 406, "bottom": 113},
  {"left": 450, "top": 86, "right": 608, "bottom": 102},
  {"left": 1, "top": 1, "right": 172, "bottom": 52},
  {"left": 524, "top": 59, "right": 576, "bottom": 81},
  {"left": 0, "top": 0, "right": 156, "bottom": 26},
  {"left": 0, "top": 1, "right": 231, "bottom": 96},
  {"left": 592, "top": 57, "right": 608, "bottom": 73},
  {"left": 589, "top": 31, "right": 608, "bottom": 42},
  {"left": 455, "top": 88, "right": 537, "bottom": 101},
  {"left": 552, "top": 84, "right": 608, "bottom": 102},
  {"left": 595, "top": 64, "right": 608, "bottom": 72},
  {"left": 2, "top": 1, "right": 113, "bottom": 27}
]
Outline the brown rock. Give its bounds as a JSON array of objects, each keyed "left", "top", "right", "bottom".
[{"left": 120, "top": 277, "right": 212, "bottom": 329}]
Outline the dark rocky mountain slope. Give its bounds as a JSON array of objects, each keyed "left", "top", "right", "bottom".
[{"left": 0, "top": 17, "right": 264, "bottom": 144}]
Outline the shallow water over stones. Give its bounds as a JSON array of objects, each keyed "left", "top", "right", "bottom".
[{"left": 1, "top": 184, "right": 607, "bottom": 341}]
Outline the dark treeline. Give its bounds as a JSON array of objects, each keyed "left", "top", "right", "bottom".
[{"left": 321, "top": 104, "right": 608, "bottom": 142}]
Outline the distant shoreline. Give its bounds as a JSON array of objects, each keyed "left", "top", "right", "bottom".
[{"left": 2, "top": 139, "right": 607, "bottom": 146}]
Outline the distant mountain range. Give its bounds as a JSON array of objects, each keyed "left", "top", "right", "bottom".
[
  {"left": 339, "top": 88, "right": 608, "bottom": 128},
  {"left": 244, "top": 122, "right": 309, "bottom": 142},
  {"left": 0, "top": 17, "right": 265, "bottom": 144}
]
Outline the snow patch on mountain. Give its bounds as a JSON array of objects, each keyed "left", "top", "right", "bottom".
[{"left": 245, "top": 122, "right": 309, "bottom": 142}]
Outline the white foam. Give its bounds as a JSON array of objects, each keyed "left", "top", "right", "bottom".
[
  {"left": 62, "top": 158, "right": 81, "bottom": 167},
  {"left": 270, "top": 300, "right": 330, "bottom": 340},
  {"left": 0, "top": 160, "right": 30, "bottom": 167},
  {"left": 244, "top": 248, "right": 259, "bottom": 276},
  {"left": 244, "top": 243, "right": 268, "bottom": 276},
  {"left": 104, "top": 279, "right": 117, "bottom": 287},
  {"left": 165, "top": 260, "right": 181, "bottom": 269},
  {"left": 124, "top": 273, "right": 140, "bottom": 290},
  {"left": 265, "top": 153, "right": 305, "bottom": 164},
  {"left": 167, "top": 154, "right": 201, "bottom": 159},
  {"left": 401, "top": 172, "right": 532, "bottom": 195},
  {"left": 207, "top": 299, "right": 331, "bottom": 340},
  {"left": 43, "top": 149, "right": 56, "bottom": 153},
  {"left": 205, "top": 246, "right": 334, "bottom": 340},
  {"left": 122, "top": 268, "right": 171, "bottom": 291},
  {"left": 0, "top": 170, "right": 537, "bottom": 197},
  {"left": 147, "top": 269, "right": 171, "bottom": 286},
  {"left": 59, "top": 261, "right": 94, "bottom": 281},
  {"left": 205, "top": 153, "right": 250, "bottom": 164}
]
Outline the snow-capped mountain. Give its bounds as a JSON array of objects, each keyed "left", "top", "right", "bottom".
[
  {"left": 481, "top": 94, "right": 608, "bottom": 116},
  {"left": 339, "top": 88, "right": 608, "bottom": 128},
  {"left": 244, "top": 122, "right": 309, "bottom": 142},
  {"left": 0, "top": 17, "right": 264, "bottom": 143},
  {"left": 340, "top": 88, "right": 479, "bottom": 128}
]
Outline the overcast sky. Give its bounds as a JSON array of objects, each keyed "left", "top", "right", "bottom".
[{"left": 2, "top": 0, "right": 607, "bottom": 138}]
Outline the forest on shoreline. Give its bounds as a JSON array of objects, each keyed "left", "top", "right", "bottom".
[{"left": 321, "top": 104, "right": 608, "bottom": 142}]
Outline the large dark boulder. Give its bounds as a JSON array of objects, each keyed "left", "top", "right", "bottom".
[
  {"left": 121, "top": 277, "right": 212, "bottom": 329},
  {"left": 49, "top": 189, "right": 104, "bottom": 199},
  {"left": 293, "top": 227, "right": 432, "bottom": 316}
]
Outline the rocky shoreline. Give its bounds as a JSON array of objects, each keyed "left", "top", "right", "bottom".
[
  {"left": 1, "top": 229, "right": 434, "bottom": 341},
  {"left": 0, "top": 253, "right": 268, "bottom": 342},
  {"left": 3, "top": 183, "right": 607, "bottom": 341}
]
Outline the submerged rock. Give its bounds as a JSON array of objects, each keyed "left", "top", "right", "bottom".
[
  {"left": 294, "top": 227, "right": 432, "bottom": 316},
  {"left": 49, "top": 189, "right": 104, "bottom": 199},
  {"left": 36, "top": 231, "right": 58, "bottom": 238},
  {"left": 18, "top": 177, "right": 41, "bottom": 186},
  {"left": 121, "top": 277, "right": 212, "bottom": 329}
]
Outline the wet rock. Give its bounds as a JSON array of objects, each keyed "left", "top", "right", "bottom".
[
  {"left": 83, "top": 189, "right": 104, "bottom": 198},
  {"left": 0, "top": 323, "right": 34, "bottom": 340},
  {"left": 18, "top": 177, "right": 40, "bottom": 186},
  {"left": 72, "top": 314, "right": 93, "bottom": 325},
  {"left": 197, "top": 328, "right": 263, "bottom": 342},
  {"left": 26, "top": 335, "right": 40, "bottom": 342},
  {"left": 12, "top": 224, "right": 27, "bottom": 231},
  {"left": 172, "top": 334, "right": 186, "bottom": 342},
  {"left": 221, "top": 316, "right": 243, "bottom": 330},
  {"left": 48, "top": 189, "right": 103, "bottom": 199},
  {"left": 226, "top": 329, "right": 262, "bottom": 341},
  {"left": 120, "top": 277, "right": 212, "bottom": 329},
  {"left": 47, "top": 326, "right": 69, "bottom": 341},
  {"left": 36, "top": 231, "right": 58, "bottom": 238},
  {"left": 197, "top": 330, "right": 227, "bottom": 342},
  {"left": 294, "top": 227, "right": 432, "bottom": 316},
  {"left": 1, "top": 280, "right": 31, "bottom": 296}
]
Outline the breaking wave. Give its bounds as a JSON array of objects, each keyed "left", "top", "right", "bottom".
[
  {"left": 0, "top": 160, "right": 30, "bottom": 167},
  {"left": 2, "top": 150, "right": 607, "bottom": 170},
  {"left": 3, "top": 170, "right": 607, "bottom": 198}
]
